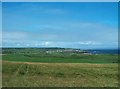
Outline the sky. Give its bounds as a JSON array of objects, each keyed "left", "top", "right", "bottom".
[{"left": 2, "top": 2, "right": 118, "bottom": 49}]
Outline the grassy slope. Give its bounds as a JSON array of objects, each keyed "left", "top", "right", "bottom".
[
  {"left": 2, "top": 54, "right": 118, "bottom": 63},
  {"left": 2, "top": 61, "right": 118, "bottom": 87}
]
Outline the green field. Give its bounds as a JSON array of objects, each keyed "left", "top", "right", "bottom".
[
  {"left": 2, "top": 61, "right": 118, "bottom": 87},
  {"left": 2, "top": 53, "right": 118, "bottom": 63},
  {"left": 2, "top": 48, "right": 119, "bottom": 87},
  {"left": 2, "top": 48, "right": 118, "bottom": 63}
]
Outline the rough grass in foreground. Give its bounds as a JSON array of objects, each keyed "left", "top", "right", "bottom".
[{"left": 2, "top": 61, "right": 118, "bottom": 87}]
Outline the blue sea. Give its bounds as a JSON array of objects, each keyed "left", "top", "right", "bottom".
[{"left": 86, "top": 49, "right": 118, "bottom": 54}]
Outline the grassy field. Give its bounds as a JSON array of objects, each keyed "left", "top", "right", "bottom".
[
  {"left": 2, "top": 48, "right": 119, "bottom": 87},
  {"left": 2, "top": 53, "right": 118, "bottom": 63},
  {"left": 2, "top": 48, "right": 118, "bottom": 64},
  {"left": 2, "top": 61, "right": 118, "bottom": 87}
]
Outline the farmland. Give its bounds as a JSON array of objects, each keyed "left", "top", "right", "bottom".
[
  {"left": 2, "top": 48, "right": 118, "bottom": 63},
  {"left": 2, "top": 48, "right": 119, "bottom": 87}
]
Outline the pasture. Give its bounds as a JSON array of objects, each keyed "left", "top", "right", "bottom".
[
  {"left": 2, "top": 48, "right": 119, "bottom": 87},
  {"left": 2, "top": 61, "right": 118, "bottom": 87},
  {"left": 2, "top": 48, "right": 118, "bottom": 63}
]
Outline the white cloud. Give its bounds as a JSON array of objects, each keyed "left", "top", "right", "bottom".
[
  {"left": 44, "top": 42, "right": 52, "bottom": 46},
  {"left": 38, "top": 41, "right": 53, "bottom": 46},
  {"left": 16, "top": 43, "right": 20, "bottom": 46},
  {"left": 2, "top": 40, "right": 118, "bottom": 49},
  {"left": 32, "top": 41, "right": 102, "bottom": 47},
  {"left": 3, "top": 31, "right": 29, "bottom": 40},
  {"left": 26, "top": 44, "right": 30, "bottom": 46},
  {"left": 78, "top": 41, "right": 101, "bottom": 45},
  {"left": 2, "top": 21, "right": 118, "bottom": 49}
]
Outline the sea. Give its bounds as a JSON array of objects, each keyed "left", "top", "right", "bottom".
[{"left": 85, "top": 49, "right": 118, "bottom": 54}]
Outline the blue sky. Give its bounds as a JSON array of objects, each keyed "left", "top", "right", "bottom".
[{"left": 2, "top": 2, "right": 118, "bottom": 49}]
